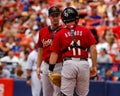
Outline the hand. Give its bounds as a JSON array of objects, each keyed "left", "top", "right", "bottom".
[
  {"left": 26, "top": 80, "right": 31, "bottom": 86},
  {"left": 36, "top": 68, "right": 41, "bottom": 80},
  {"left": 90, "top": 66, "right": 97, "bottom": 77},
  {"left": 48, "top": 70, "right": 54, "bottom": 75}
]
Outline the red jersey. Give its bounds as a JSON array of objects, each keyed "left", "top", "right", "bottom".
[
  {"left": 37, "top": 26, "right": 62, "bottom": 62},
  {"left": 51, "top": 25, "right": 96, "bottom": 58}
]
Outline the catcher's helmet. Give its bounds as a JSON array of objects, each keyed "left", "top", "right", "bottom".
[{"left": 61, "top": 7, "right": 79, "bottom": 23}]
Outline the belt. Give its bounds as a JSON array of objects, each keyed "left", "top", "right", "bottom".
[
  {"left": 44, "top": 61, "right": 49, "bottom": 64},
  {"left": 32, "top": 69, "right": 43, "bottom": 73},
  {"left": 64, "top": 57, "right": 88, "bottom": 61},
  {"left": 44, "top": 61, "right": 62, "bottom": 64}
]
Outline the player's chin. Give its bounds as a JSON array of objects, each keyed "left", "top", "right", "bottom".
[
  {"left": 53, "top": 20, "right": 59, "bottom": 23},
  {"left": 53, "top": 22, "right": 59, "bottom": 26}
]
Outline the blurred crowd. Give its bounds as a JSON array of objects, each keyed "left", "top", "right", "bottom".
[{"left": 0, "top": 0, "right": 120, "bottom": 81}]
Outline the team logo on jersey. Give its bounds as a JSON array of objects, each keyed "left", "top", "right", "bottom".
[{"left": 42, "top": 39, "right": 52, "bottom": 47}]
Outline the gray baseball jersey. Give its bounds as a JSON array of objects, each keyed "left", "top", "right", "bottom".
[{"left": 26, "top": 50, "right": 42, "bottom": 96}]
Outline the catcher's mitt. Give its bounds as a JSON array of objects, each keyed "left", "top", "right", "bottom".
[{"left": 48, "top": 72, "right": 61, "bottom": 87}]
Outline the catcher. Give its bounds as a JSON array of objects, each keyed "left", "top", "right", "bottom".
[{"left": 49, "top": 7, "right": 97, "bottom": 96}]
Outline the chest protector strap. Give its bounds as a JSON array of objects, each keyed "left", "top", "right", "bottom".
[
  {"left": 62, "top": 25, "right": 86, "bottom": 54},
  {"left": 48, "top": 26, "right": 62, "bottom": 40}
]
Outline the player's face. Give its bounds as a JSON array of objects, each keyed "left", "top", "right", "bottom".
[{"left": 49, "top": 13, "right": 60, "bottom": 26}]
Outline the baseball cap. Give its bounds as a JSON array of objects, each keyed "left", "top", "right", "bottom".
[
  {"left": 32, "top": 25, "right": 39, "bottom": 31},
  {"left": 48, "top": 6, "right": 60, "bottom": 16},
  {"left": 35, "top": 16, "right": 41, "bottom": 22}
]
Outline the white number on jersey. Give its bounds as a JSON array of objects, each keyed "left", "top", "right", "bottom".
[{"left": 68, "top": 40, "right": 81, "bottom": 56}]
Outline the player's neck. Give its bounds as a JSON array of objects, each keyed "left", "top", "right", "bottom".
[
  {"left": 50, "top": 24, "right": 59, "bottom": 30},
  {"left": 66, "top": 22, "right": 75, "bottom": 26}
]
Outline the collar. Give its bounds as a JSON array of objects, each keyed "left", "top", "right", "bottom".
[
  {"left": 48, "top": 26, "right": 59, "bottom": 33},
  {"left": 64, "top": 24, "right": 76, "bottom": 30},
  {"left": 64, "top": 24, "right": 76, "bottom": 29}
]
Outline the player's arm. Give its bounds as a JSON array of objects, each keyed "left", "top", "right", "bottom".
[
  {"left": 26, "top": 70, "right": 32, "bottom": 78},
  {"left": 90, "top": 44, "right": 97, "bottom": 77},
  {"left": 49, "top": 52, "right": 58, "bottom": 72},
  {"left": 36, "top": 48, "right": 43, "bottom": 79},
  {"left": 26, "top": 53, "right": 33, "bottom": 86},
  {"left": 49, "top": 32, "right": 60, "bottom": 72},
  {"left": 26, "top": 69, "right": 32, "bottom": 86}
]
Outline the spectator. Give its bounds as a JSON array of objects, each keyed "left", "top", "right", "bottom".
[
  {"left": 103, "top": 28, "right": 120, "bottom": 62},
  {"left": 0, "top": 5, "right": 4, "bottom": 32},
  {"left": 6, "top": 35, "right": 15, "bottom": 49},
  {"left": 31, "top": 0, "right": 41, "bottom": 12},
  {"left": 102, "top": 68, "right": 117, "bottom": 81},
  {"left": 0, "top": 50, "right": 20, "bottom": 64},
  {"left": 27, "top": 25, "right": 39, "bottom": 49},
  {"left": 2, "top": 20, "right": 16, "bottom": 37},
  {"left": 112, "top": 24, "right": 120, "bottom": 39},
  {"left": 11, "top": 64, "right": 24, "bottom": 78},
  {"left": 97, "top": 48, "right": 112, "bottom": 63},
  {"left": 12, "top": 37, "right": 21, "bottom": 57},
  {"left": 0, "top": 37, "right": 10, "bottom": 58},
  {"left": 107, "top": 1, "right": 118, "bottom": 27},
  {"left": 0, "top": 62, "right": 10, "bottom": 78},
  {"left": 96, "top": 36, "right": 108, "bottom": 54},
  {"left": 35, "top": 16, "right": 42, "bottom": 29},
  {"left": 97, "top": 0, "right": 107, "bottom": 16},
  {"left": 16, "top": 70, "right": 25, "bottom": 79},
  {"left": 86, "top": 8, "right": 102, "bottom": 26}
]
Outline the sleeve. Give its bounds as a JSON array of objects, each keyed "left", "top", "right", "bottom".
[
  {"left": 0, "top": 57, "right": 8, "bottom": 62},
  {"left": 26, "top": 52, "right": 33, "bottom": 70},
  {"left": 36, "top": 30, "right": 43, "bottom": 48},
  {"left": 50, "top": 33, "right": 61, "bottom": 54}
]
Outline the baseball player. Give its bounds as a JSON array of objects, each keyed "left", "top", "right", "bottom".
[
  {"left": 49, "top": 7, "right": 97, "bottom": 96},
  {"left": 26, "top": 48, "right": 42, "bottom": 96},
  {"left": 36, "top": 6, "right": 63, "bottom": 96}
]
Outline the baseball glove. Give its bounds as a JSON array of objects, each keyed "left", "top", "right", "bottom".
[{"left": 48, "top": 72, "right": 61, "bottom": 87}]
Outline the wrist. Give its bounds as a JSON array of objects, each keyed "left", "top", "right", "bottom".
[
  {"left": 49, "top": 64, "right": 55, "bottom": 72},
  {"left": 92, "top": 65, "right": 97, "bottom": 68},
  {"left": 37, "top": 65, "right": 40, "bottom": 68},
  {"left": 26, "top": 75, "right": 31, "bottom": 81},
  {"left": 37, "top": 67, "right": 40, "bottom": 70}
]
